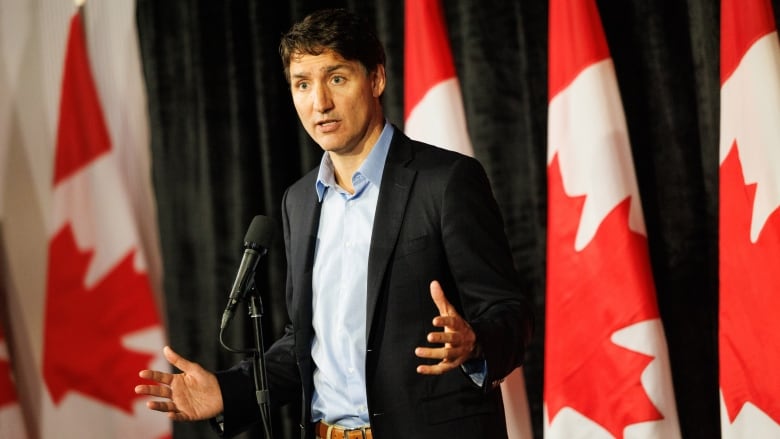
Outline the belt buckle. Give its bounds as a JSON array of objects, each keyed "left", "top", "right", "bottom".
[
  {"left": 317, "top": 421, "right": 368, "bottom": 439},
  {"left": 344, "top": 428, "right": 366, "bottom": 439}
]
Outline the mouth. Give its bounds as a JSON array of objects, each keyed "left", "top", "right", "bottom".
[{"left": 315, "top": 119, "right": 339, "bottom": 132}]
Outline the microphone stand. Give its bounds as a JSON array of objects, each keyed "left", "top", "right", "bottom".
[
  {"left": 219, "top": 279, "right": 273, "bottom": 438},
  {"left": 247, "top": 282, "right": 273, "bottom": 438}
]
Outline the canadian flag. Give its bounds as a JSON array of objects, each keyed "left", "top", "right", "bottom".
[
  {"left": 404, "top": 1, "right": 532, "bottom": 437},
  {"left": 41, "top": 10, "right": 169, "bottom": 438},
  {"left": 0, "top": 326, "right": 28, "bottom": 438},
  {"left": 403, "top": 0, "right": 473, "bottom": 156},
  {"left": 719, "top": 0, "right": 780, "bottom": 436},
  {"left": 545, "top": 0, "right": 680, "bottom": 438}
]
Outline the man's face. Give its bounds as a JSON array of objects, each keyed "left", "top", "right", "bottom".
[{"left": 289, "top": 50, "right": 385, "bottom": 158}]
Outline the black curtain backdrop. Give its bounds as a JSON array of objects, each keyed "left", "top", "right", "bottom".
[{"left": 134, "top": 1, "right": 780, "bottom": 438}]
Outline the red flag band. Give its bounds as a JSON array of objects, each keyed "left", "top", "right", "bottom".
[
  {"left": 40, "top": 11, "right": 169, "bottom": 438},
  {"left": 719, "top": 0, "right": 780, "bottom": 436},
  {"left": 545, "top": 0, "right": 680, "bottom": 437}
]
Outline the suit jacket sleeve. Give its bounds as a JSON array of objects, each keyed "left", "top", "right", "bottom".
[
  {"left": 439, "top": 155, "right": 533, "bottom": 389},
  {"left": 211, "top": 187, "right": 304, "bottom": 437},
  {"left": 212, "top": 324, "right": 300, "bottom": 438}
]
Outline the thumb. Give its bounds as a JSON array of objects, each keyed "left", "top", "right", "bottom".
[
  {"left": 429, "top": 280, "right": 452, "bottom": 317},
  {"left": 163, "top": 346, "right": 197, "bottom": 373}
]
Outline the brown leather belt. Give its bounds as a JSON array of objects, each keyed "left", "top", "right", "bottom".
[{"left": 314, "top": 420, "right": 373, "bottom": 439}]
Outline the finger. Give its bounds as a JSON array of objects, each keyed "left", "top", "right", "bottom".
[
  {"left": 146, "top": 399, "right": 178, "bottom": 413},
  {"left": 139, "top": 369, "right": 174, "bottom": 386},
  {"left": 426, "top": 330, "right": 458, "bottom": 345},
  {"left": 170, "top": 412, "right": 189, "bottom": 422},
  {"left": 415, "top": 346, "right": 449, "bottom": 360},
  {"left": 135, "top": 384, "right": 173, "bottom": 399},
  {"left": 429, "top": 281, "right": 451, "bottom": 317},
  {"left": 431, "top": 315, "right": 464, "bottom": 330},
  {"left": 417, "top": 361, "right": 458, "bottom": 375},
  {"left": 417, "top": 344, "right": 471, "bottom": 360}
]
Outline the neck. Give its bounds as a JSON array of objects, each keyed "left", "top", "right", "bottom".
[
  {"left": 330, "top": 119, "right": 384, "bottom": 194},
  {"left": 331, "top": 157, "right": 360, "bottom": 194}
]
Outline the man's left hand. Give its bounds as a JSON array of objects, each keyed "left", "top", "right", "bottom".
[{"left": 415, "top": 280, "right": 479, "bottom": 375}]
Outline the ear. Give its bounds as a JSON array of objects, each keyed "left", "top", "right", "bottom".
[{"left": 371, "top": 65, "right": 386, "bottom": 98}]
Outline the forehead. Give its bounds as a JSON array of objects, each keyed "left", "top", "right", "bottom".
[{"left": 289, "top": 50, "right": 363, "bottom": 76}]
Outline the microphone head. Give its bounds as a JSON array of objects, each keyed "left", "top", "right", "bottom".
[{"left": 244, "top": 215, "right": 276, "bottom": 250}]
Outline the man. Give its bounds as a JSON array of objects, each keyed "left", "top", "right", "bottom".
[{"left": 135, "top": 8, "right": 533, "bottom": 439}]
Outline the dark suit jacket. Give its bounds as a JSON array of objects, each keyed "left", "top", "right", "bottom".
[{"left": 215, "top": 129, "right": 533, "bottom": 438}]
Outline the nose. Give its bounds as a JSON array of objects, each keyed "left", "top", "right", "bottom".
[{"left": 313, "top": 84, "right": 334, "bottom": 114}]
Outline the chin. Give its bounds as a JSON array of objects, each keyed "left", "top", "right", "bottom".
[{"left": 317, "top": 138, "right": 345, "bottom": 152}]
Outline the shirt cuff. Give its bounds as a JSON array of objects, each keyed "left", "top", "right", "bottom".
[{"left": 461, "top": 358, "right": 487, "bottom": 387}]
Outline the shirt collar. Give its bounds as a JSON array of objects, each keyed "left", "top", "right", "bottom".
[{"left": 315, "top": 121, "right": 394, "bottom": 201}]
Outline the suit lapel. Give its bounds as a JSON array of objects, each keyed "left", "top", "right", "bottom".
[
  {"left": 366, "top": 132, "right": 416, "bottom": 340},
  {"left": 289, "top": 175, "right": 321, "bottom": 355}
]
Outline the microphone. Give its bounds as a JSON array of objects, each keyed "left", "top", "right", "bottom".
[{"left": 221, "top": 215, "right": 276, "bottom": 329}]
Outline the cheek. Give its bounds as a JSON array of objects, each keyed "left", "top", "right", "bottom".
[{"left": 293, "top": 99, "right": 310, "bottom": 119}]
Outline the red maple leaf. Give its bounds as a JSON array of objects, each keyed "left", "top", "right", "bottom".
[
  {"left": 720, "top": 142, "right": 780, "bottom": 424},
  {"left": 43, "top": 224, "right": 160, "bottom": 413},
  {"left": 545, "top": 155, "right": 664, "bottom": 438},
  {"left": 0, "top": 329, "right": 19, "bottom": 408}
]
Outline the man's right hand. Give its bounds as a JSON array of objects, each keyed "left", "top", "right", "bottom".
[{"left": 135, "top": 346, "right": 223, "bottom": 421}]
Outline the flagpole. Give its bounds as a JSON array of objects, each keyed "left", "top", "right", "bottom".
[{"left": 75, "top": 0, "right": 86, "bottom": 41}]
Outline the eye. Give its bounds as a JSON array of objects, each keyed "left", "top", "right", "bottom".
[
  {"left": 296, "top": 81, "right": 309, "bottom": 91},
  {"left": 332, "top": 76, "right": 345, "bottom": 85}
]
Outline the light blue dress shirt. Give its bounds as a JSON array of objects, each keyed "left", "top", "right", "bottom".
[{"left": 310, "top": 122, "right": 393, "bottom": 428}]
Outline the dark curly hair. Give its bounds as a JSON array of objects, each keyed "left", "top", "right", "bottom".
[{"left": 279, "top": 8, "right": 386, "bottom": 83}]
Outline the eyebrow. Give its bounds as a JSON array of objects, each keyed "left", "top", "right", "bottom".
[{"left": 291, "top": 63, "right": 354, "bottom": 80}]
